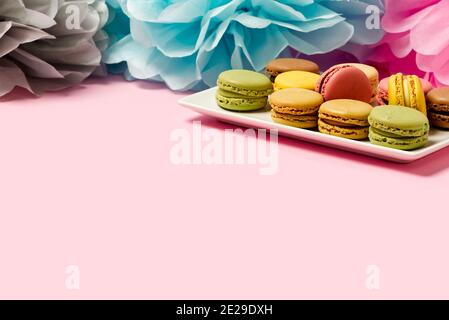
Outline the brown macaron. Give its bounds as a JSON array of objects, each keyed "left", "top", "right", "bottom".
[
  {"left": 427, "top": 87, "right": 449, "bottom": 129},
  {"left": 266, "top": 58, "right": 320, "bottom": 82}
]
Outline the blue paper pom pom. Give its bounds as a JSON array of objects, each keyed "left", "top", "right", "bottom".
[{"left": 104, "top": 0, "right": 384, "bottom": 91}]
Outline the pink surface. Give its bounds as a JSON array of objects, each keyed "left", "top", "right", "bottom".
[{"left": 2, "top": 77, "right": 449, "bottom": 299}]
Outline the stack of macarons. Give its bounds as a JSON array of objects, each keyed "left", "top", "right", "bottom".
[
  {"left": 215, "top": 57, "right": 449, "bottom": 152},
  {"left": 216, "top": 70, "right": 273, "bottom": 111}
]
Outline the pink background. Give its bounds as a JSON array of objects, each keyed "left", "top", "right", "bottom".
[{"left": 1, "top": 76, "right": 449, "bottom": 299}]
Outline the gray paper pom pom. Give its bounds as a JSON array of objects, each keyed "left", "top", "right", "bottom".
[{"left": 0, "top": 0, "right": 107, "bottom": 97}]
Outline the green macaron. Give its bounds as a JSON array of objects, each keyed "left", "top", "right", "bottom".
[
  {"left": 216, "top": 89, "right": 268, "bottom": 111},
  {"left": 217, "top": 70, "right": 273, "bottom": 97},
  {"left": 368, "top": 105, "right": 429, "bottom": 150}
]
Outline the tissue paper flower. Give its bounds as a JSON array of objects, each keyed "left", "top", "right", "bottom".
[
  {"left": 104, "top": 0, "right": 130, "bottom": 46},
  {"left": 101, "top": 0, "right": 131, "bottom": 75},
  {"left": 0, "top": 0, "right": 105, "bottom": 97},
  {"left": 104, "top": 0, "right": 385, "bottom": 91},
  {"left": 295, "top": 0, "right": 385, "bottom": 72},
  {"left": 367, "top": 0, "right": 449, "bottom": 87},
  {"left": 92, "top": 0, "right": 111, "bottom": 52}
]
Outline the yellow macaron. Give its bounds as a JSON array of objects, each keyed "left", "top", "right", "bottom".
[
  {"left": 388, "top": 73, "right": 427, "bottom": 115},
  {"left": 274, "top": 71, "right": 320, "bottom": 91}
]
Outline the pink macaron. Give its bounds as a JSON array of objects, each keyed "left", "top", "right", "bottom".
[
  {"left": 376, "top": 76, "right": 434, "bottom": 105},
  {"left": 315, "top": 65, "right": 372, "bottom": 103}
]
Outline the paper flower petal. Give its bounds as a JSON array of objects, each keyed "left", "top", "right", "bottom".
[
  {"left": 104, "top": 0, "right": 385, "bottom": 91},
  {"left": 367, "top": 0, "right": 449, "bottom": 87},
  {"left": 0, "top": 0, "right": 104, "bottom": 97}
]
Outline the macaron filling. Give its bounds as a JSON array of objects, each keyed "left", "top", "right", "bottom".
[
  {"left": 271, "top": 110, "right": 317, "bottom": 122},
  {"left": 270, "top": 103, "right": 319, "bottom": 116},
  {"left": 319, "top": 119, "right": 366, "bottom": 130},
  {"left": 318, "top": 119, "right": 369, "bottom": 139},
  {"left": 217, "top": 79, "right": 273, "bottom": 97},
  {"left": 319, "top": 111, "right": 369, "bottom": 127},
  {"left": 370, "top": 127, "right": 409, "bottom": 138},
  {"left": 393, "top": 74, "right": 405, "bottom": 105},
  {"left": 428, "top": 103, "right": 449, "bottom": 114},
  {"left": 271, "top": 110, "right": 318, "bottom": 128},
  {"left": 369, "top": 120, "right": 428, "bottom": 137},
  {"left": 216, "top": 93, "right": 267, "bottom": 108}
]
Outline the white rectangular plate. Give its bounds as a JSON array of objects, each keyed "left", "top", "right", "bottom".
[{"left": 179, "top": 87, "right": 449, "bottom": 163}]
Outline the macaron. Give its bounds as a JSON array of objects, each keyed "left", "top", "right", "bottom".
[
  {"left": 318, "top": 99, "right": 373, "bottom": 140},
  {"left": 215, "top": 89, "right": 269, "bottom": 112},
  {"left": 335, "top": 63, "right": 379, "bottom": 103},
  {"left": 266, "top": 58, "right": 320, "bottom": 82},
  {"left": 377, "top": 76, "right": 433, "bottom": 105},
  {"left": 427, "top": 87, "right": 449, "bottom": 129},
  {"left": 269, "top": 88, "right": 323, "bottom": 129},
  {"left": 216, "top": 70, "right": 273, "bottom": 111},
  {"left": 388, "top": 73, "right": 427, "bottom": 115},
  {"left": 368, "top": 105, "right": 429, "bottom": 150},
  {"left": 316, "top": 65, "right": 372, "bottom": 103},
  {"left": 274, "top": 71, "right": 320, "bottom": 91}
]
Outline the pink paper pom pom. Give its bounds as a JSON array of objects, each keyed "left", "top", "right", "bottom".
[{"left": 367, "top": 0, "right": 449, "bottom": 87}]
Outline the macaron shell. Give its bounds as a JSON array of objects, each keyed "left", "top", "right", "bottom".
[
  {"left": 274, "top": 71, "right": 320, "bottom": 91},
  {"left": 420, "top": 78, "right": 434, "bottom": 93},
  {"left": 405, "top": 75, "right": 427, "bottom": 115},
  {"left": 427, "top": 87, "right": 449, "bottom": 105},
  {"left": 316, "top": 66, "right": 372, "bottom": 103},
  {"left": 217, "top": 70, "right": 273, "bottom": 97},
  {"left": 335, "top": 63, "right": 379, "bottom": 100},
  {"left": 318, "top": 119, "right": 369, "bottom": 140},
  {"left": 368, "top": 105, "right": 429, "bottom": 137},
  {"left": 271, "top": 110, "right": 318, "bottom": 129},
  {"left": 269, "top": 88, "right": 323, "bottom": 115},
  {"left": 388, "top": 73, "right": 405, "bottom": 106},
  {"left": 369, "top": 127, "right": 428, "bottom": 150},
  {"left": 376, "top": 86, "right": 389, "bottom": 105},
  {"left": 266, "top": 58, "right": 320, "bottom": 76},
  {"left": 319, "top": 99, "right": 373, "bottom": 126},
  {"left": 377, "top": 78, "right": 389, "bottom": 105}
]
